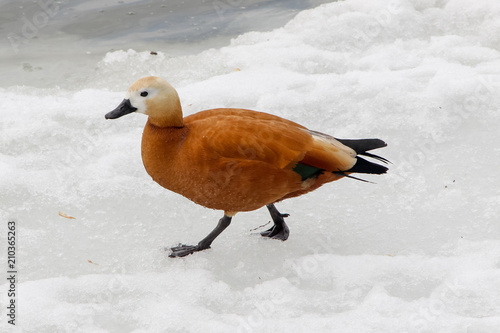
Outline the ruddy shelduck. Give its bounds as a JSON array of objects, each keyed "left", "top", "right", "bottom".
[{"left": 105, "top": 76, "right": 388, "bottom": 257}]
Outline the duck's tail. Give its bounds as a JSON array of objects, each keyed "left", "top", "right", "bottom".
[{"left": 335, "top": 138, "right": 389, "bottom": 175}]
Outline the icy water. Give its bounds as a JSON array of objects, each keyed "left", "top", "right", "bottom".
[
  {"left": 1, "top": 0, "right": 500, "bottom": 332},
  {"left": 0, "top": 0, "right": 332, "bottom": 87}
]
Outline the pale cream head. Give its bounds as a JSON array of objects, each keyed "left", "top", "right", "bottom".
[{"left": 106, "top": 76, "right": 184, "bottom": 128}]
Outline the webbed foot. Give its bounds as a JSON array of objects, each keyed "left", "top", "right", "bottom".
[
  {"left": 260, "top": 204, "right": 290, "bottom": 241},
  {"left": 260, "top": 222, "right": 289, "bottom": 240},
  {"left": 168, "top": 214, "right": 232, "bottom": 258},
  {"left": 169, "top": 244, "right": 206, "bottom": 258}
]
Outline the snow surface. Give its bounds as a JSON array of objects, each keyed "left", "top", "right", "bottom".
[{"left": 1, "top": 0, "right": 500, "bottom": 332}]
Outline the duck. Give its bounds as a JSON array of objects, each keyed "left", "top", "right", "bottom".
[{"left": 105, "top": 76, "right": 389, "bottom": 257}]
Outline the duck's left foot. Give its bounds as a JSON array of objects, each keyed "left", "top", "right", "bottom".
[
  {"left": 169, "top": 244, "right": 206, "bottom": 258},
  {"left": 168, "top": 214, "right": 232, "bottom": 258},
  {"left": 260, "top": 204, "right": 290, "bottom": 241}
]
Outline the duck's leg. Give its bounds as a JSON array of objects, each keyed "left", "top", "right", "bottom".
[
  {"left": 260, "top": 204, "right": 290, "bottom": 241},
  {"left": 169, "top": 214, "right": 232, "bottom": 258}
]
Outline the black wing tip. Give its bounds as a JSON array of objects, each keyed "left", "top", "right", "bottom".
[
  {"left": 346, "top": 156, "right": 389, "bottom": 175},
  {"left": 359, "top": 151, "right": 391, "bottom": 164},
  {"left": 333, "top": 171, "right": 376, "bottom": 183},
  {"left": 335, "top": 138, "right": 388, "bottom": 154}
]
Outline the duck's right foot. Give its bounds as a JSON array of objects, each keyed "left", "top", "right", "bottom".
[
  {"left": 260, "top": 222, "right": 289, "bottom": 241},
  {"left": 260, "top": 204, "right": 290, "bottom": 241}
]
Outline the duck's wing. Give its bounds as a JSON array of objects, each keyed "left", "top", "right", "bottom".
[
  {"left": 185, "top": 108, "right": 361, "bottom": 174},
  {"left": 186, "top": 110, "right": 312, "bottom": 170},
  {"left": 185, "top": 108, "right": 308, "bottom": 130}
]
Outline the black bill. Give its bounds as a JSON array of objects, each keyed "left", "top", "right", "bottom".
[{"left": 105, "top": 99, "right": 138, "bottom": 119}]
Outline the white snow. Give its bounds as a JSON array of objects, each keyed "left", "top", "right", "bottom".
[{"left": 1, "top": 0, "right": 500, "bottom": 332}]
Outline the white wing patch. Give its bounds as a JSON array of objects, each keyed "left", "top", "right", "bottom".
[{"left": 308, "top": 130, "right": 357, "bottom": 158}]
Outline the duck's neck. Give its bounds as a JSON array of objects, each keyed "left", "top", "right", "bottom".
[
  {"left": 149, "top": 113, "right": 184, "bottom": 128},
  {"left": 147, "top": 94, "right": 184, "bottom": 128}
]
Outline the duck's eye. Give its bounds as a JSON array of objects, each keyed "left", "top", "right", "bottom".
[{"left": 140, "top": 91, "right": 148, "bottom": 97}]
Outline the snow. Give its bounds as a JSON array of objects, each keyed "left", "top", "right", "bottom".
[{"left": 1, "top": 0, "right": 500, "bottom": 332}]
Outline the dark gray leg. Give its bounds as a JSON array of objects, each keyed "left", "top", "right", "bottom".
[
  {"left": 260, "top": 204, "right": 290, "bottom": 241},
  {"left": 169, "top": 214, "right": 232, "bottom": 258}
]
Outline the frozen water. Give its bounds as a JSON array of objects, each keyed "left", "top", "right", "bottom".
[
  {"left": 0, "top": 0, "right": 332, "bottom": 87},
  {"left": 1, "top": 0, "right": 500, "bottom": 332}
]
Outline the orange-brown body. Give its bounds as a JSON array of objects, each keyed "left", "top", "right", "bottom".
[{"left": 141, "top": 108, "right": 349, "bottom": 212}]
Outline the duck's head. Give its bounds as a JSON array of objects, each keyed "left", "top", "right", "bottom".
[{"left": 105, "top": 76, "right": 183, "bottom": 127}]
